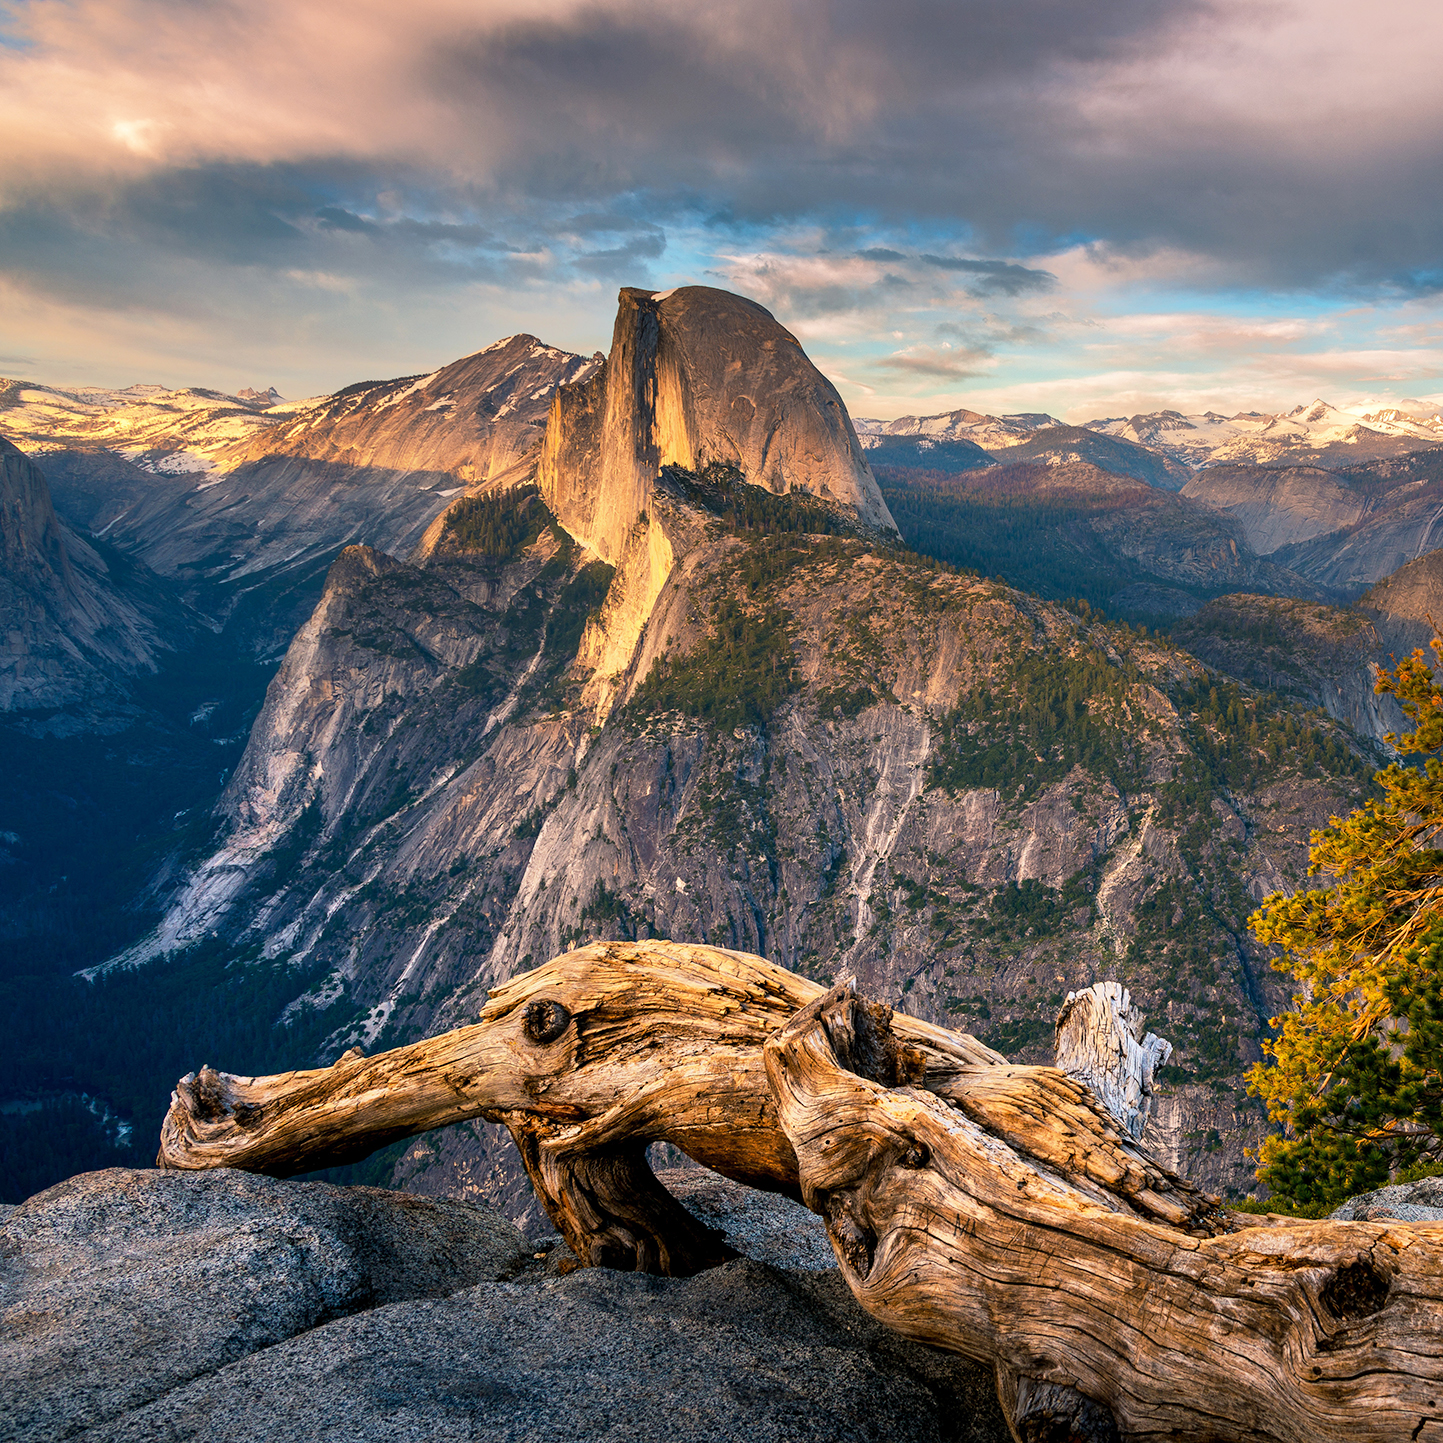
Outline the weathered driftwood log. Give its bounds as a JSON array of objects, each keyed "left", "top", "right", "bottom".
[
  {"left": 1054, "top": 981, "right": 1172, "bottom": 1142},
  {"left": 765, "top": 982, "right": 1443, "bottom": 1443},
  {"left": 160, "top": 941, "right": 1219, "bottom": 1274}
]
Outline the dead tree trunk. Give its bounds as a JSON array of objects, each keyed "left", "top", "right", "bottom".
[
  {"left": 158, "top": 941, "right": 1004, "bottom": 1273},
  {"left": 1053, "top": 981, "right": 1173, "bottom": 1143},
  {"left": 765, "top": 982, "right": 1443, "bottom": 1443},
  {"left": 159, "top": 941, "right": 1219, "bottom": 1268}
]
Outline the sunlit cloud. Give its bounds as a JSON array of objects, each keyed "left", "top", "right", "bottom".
[{"left": 1, "top": 0, "right": 1441, "bottom": 414}]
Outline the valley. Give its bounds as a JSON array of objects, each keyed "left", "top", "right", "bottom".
[{"left": 3, "top": 284, "right": 1441, "bottom": 1219}]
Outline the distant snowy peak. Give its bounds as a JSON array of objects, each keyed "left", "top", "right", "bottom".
[
  {"left": 856, "top": 395, "right": 1443, "bottom": 478},
  {"left": 1363, "top": 405, "right": 1443, "bottom": 427},
  {"left": 220, "top": 332, "right": 594, "bottom": 482},
  {"left": 0, "top": 334, "right": 595, "bottom": 483},
  {"left": 1088, "top": 399, "right": 1443, "bottom": 469},
  {"left": 0, "top": 378, "right": 292, "bottom": 470},
  {"left": 853, "top": 406, "right": 1060, "bottom": 451}
]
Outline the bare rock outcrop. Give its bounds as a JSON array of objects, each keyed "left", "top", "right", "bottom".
[
  {"left": 0, "top": 1167, "right": 528, "bottom": 1442},
  {"left": 539, "top": 287, "right": 896, "bottom": 566},
  {"left": 1182, "top": 463, "right": 1366, "bottom": 555},
  {"left": 0, "top": 1166, "right": 1007, "bottom": 1443}
]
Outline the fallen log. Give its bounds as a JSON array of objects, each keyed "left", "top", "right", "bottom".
[
  {"left": 765, "top": 981, "right": 1443, "bottom": 1443},
  {"left": 158, "top": 941, "right": 1217, "bottom": 1271}
]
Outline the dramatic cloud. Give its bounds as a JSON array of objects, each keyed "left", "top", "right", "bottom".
[{"left": 1, "top": 0, "right": 1441, "bottom": 413}]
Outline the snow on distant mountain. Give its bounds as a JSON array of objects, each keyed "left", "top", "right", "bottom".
[
  {"left": 0, "top": 337, "right": 600, "bottom": 484},
  {"left": 0, "top": 378, "right": 289, "bottom": 474},
  {"left": 1088, "top": 400, "right": 1443, "bottom": 470},
  {"left": 854, "top": 406, "right": 1059, "bottom": 452},
  {"left": 2, "top": 337, "right": 601, "bottom": 660},
  {"left": 857, "top": 397, "right": 1443, "bottom": 477}
]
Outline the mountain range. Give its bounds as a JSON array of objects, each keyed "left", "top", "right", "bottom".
[
  {"left": 4, "top": 287, "right": 1443, "bottom": 1216},
  {"left": 854, "top": 395, "right": 1443, "bottom": 475}
]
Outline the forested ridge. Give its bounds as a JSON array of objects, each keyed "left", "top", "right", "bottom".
[{"left": 0, "top": 477, "right": 1392, "bottom": 1204}]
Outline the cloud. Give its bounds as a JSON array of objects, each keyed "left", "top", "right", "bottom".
[
  {"left": 875, "top": 345, "right": 994, "bottom": 380},
  {"left": 4, "top": 0, "right": 1442, "bottom": 290},
  {"left": 3, "top": 0, "right": 1443, "bottom": 408},
  {"left": 919, "top": 256, "right": 1056, "bottom": 297}
]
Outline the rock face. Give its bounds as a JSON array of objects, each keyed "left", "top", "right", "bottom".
[
  {"left": 1183, "top": 448, "right": 1443, "bottom": 596},
  {"left": 0, "top": 1167, "right": 529, "bottom": 1442},
  {"left": 1, "top": 1167, "right": 1008, "bottom": 1443},
  {"left": 0, "top": 440, "right": 178, "bottom": 710},
  {"left": 876, "top": 458, "right": 1327, "bottom": 627},
  {"left": 226, "top": 334, "right": 598, "bottom": 484},
  {"left": 15, "top": 338, "right": 594, "bottom": 659},
  {"left": 1331, "top": 1175, "right": 1443, "bottom": 1223},
  {"left": 1170, "top": 594, "right": 1402, "bottom": 745},
  {"left": 540, "top": 287, "right": 896, "bottom": 565},
  {"left": 1182, "top": 464, "right": 1366, "bottom": 555},
  {"left": 1358, "top": 548, "right": 1443, "bottom": 659}
]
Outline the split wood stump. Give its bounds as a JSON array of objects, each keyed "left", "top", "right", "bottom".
[{"left": 159, "top": 941, "right": 1443, "bottom": 1442}]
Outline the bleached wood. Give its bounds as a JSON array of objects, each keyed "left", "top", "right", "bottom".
[
  {"left": 765, "top": 982, "right": 1443, "bottom": 1443},
  {"left": 1053, "top": 980, "right": 1173, "bottom": 1141}
]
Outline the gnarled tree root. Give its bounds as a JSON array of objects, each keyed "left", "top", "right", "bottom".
[{"left": 765, "top": 982, "right": 1443, "bottom": 1443}]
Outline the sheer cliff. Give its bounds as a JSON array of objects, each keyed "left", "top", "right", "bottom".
[
  {"left": 1184, "top": 447, "right": 1443, "bottom": 595},
  {"left": 0, "top": 439, "right": 182, "bottom": 711},
  {"left": 539, "top": 286, "right": 895, "bottom": 563}
]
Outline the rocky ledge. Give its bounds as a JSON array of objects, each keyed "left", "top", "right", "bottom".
[
  {"left": 2, "top": 1167, "right": 1008, "bottom": 1443},
  {"left": 1330, "top": 1174, "right": 1443, "bottom": 1224}
]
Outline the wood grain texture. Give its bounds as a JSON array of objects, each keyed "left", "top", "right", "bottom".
[
  {"left": 158, "top": 942, "right": 1224, "bottom": 1269},
  {"left": 158, "top": 941, "right": 998, "bottom": 1272},
  {"left": 765, "top": 982, "right": 1443, "bottom": 1443}
]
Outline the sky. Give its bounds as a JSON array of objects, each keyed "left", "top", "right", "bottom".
[{"left": 1, "top": 0, "right": 1442, "bottom": 423}]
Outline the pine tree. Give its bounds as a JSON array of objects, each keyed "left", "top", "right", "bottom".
[{"left": 1249, "top": 636, "right": 1443, "bottom": 1206}]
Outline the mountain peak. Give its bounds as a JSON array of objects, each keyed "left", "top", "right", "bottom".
[{"left": 538, "top": 284, "right": 895, "bottom": 565}]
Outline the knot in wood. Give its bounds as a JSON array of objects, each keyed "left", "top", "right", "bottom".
[
  {"left": 1321, "top": 1258, "right": 1391, "bottom": 1323},
  {"left": 830, "top": 995, "right": 927, "bottom": 1087},
  {"left": 188, "top": 1066, "right": 231, "bottom": 1123},
  {"left": 823, "top": 1193, "right": 877, "bottom": 1279},
  {"left": 523, "top": 998, "right": 572, "bottom": 1045},
  {"left": 1014, "top": 1378, "right": 1121, "bottom": 1443}
]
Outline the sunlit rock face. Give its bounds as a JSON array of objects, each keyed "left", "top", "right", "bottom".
[
  {"left": 224, "top": 334, "right": 599, "bottom": 485},
  {"left": 6, "top": 338, "right": 597, "bottom": 664},
  {"left": 539, "top": 286, "right": 896, "bottom": 565}
]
